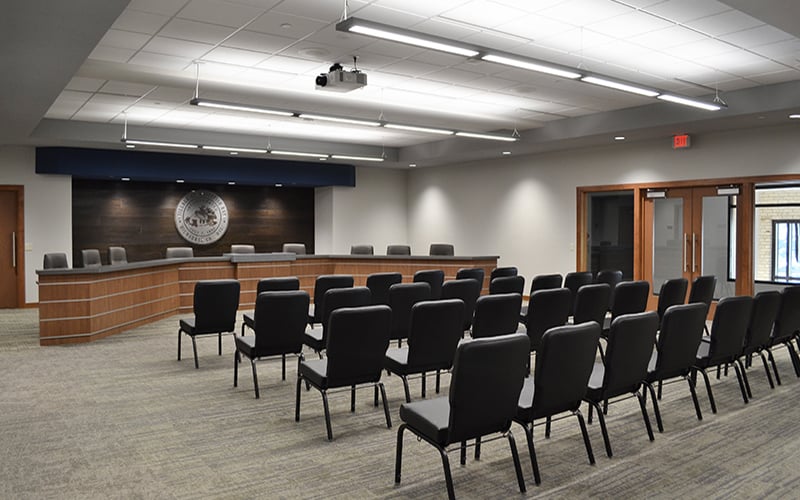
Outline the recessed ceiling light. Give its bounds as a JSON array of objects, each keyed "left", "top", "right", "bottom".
[
  {"left": 280, "top": 23, "right": 292, "bottom": 29},
  {"left": 176, "top": 179, "right": 185, "bottom": 183},
  {"left": 409, "top": 163, "right": 417, "bottom": 167},
  {"left": 614, "top": 136, "right": 625, "bottom": 141},
  {"left": 275, "top": 183, "right": 283, "bottom": 187},
  {"left": 227, "top": 181, "right": 236, "bottom": 185},
  {"left": 125, "top": 144, "right": 135, "bottom": 149},
  {"left": 121, "top": 177, "right": 130, "bottom": 181},
  {"left": 229, "top": 151, "right": 238, "bottom": 155},
  {"left": 790, "top": 114, "right": 800, "bottom": 119},
  {"left": 502, "top": 151, "right": 511, "bottom": 155}
]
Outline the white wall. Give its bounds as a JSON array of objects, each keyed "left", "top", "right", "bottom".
[
  {"left": 0, "top": 146, "right": 72, "bottom": 304},
  {"left": 407, "top": 124, "right": 800, "bottom": 283},
  {"left": 315, "top": 166, "right": 408, "bottom": 255}
]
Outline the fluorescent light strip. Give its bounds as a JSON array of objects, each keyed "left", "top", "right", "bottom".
[
  {"left": 384, "top": 123, "right": 454, "bottom": 135},
  {"left": 330, "top": 154, "right": 385, "bottom": 162},
  {"left": 347, "top": 25, "right": 479, "bottom": 58},
  {"left": 190, "top": 98, "right": 293, "bottom": 117},
  {"left": 455, "top": 131, "right": 518, "bottom": 142},
  {"left": 202, "top": 145, "right": 268, "bottom": 154},
  {"left": 657, "top": 94, "right": 721, "bottom": 111},
  {"left": 298, "top": 113, "right": 381, "bottom": 127},
  {"left": 581, "top": 76, "right": 659, "bottom": 98},
  {"left": 124, "top": 139, "right": 198, "bottom": 149},
  {"left": 270, "top": 150, "right": 329, "bottom": 158},
  {"left": 789, "top": 114, "right": 800, "bottom": 119},
  {"left": 482, "top": 54, "right": 581, "bottom": 79}
]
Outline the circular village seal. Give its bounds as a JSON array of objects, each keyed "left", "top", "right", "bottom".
[{"left": 175, "top": 191, "right": 229, "bottom": 245}]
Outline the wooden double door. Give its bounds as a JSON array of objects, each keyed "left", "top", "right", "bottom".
[{"left": 0, "top": 187, "right": 23, "bottom": 308}]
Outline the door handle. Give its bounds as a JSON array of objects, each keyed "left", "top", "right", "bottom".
[
  {"left": 11, "top": 231, "right": 16, "bottom": 268},
  {"left": 683, "top": 233, "right": 688, "bottom": 272},
  {"left": 692, "top": 232, "right": 697, "bottom": 273}
]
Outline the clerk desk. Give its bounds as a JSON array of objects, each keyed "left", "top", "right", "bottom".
[{"left": 36, "top": 253, "right": 498, "bottom": 346}]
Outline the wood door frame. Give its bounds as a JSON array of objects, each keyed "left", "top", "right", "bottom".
[{"left": 0, "top": 185, "right": 25, "bottom": 308}]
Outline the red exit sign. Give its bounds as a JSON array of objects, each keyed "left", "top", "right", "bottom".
[{"left": 673, "top": 134, "right": 691, "bottom": 149}]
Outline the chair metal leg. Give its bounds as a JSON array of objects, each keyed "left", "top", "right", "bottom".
[
  {"left": 544, "top": 416, "right": 551, "bottom": 438},
  {"left": 233, "top": 350, "right": 239, "bottom": 387},
  {"left": 587, "top": 400, "right": 594, "bottom": 424},
  {"left": 435, "top": 370, "right": 441, "bottom": 393},
  {"left": 732, "top": 360, "right": 749, "bottom": 404},
  {"left": 645, "top": 382, "right": 663, "bottom": 433},
  {"left": 401, "top": 375, "right": 411, "bottom": 403},
  {"left": 475, "top": 437, "right": 481, "bottom": 460},
  {"left": 575, "top": 410, "right": 595, "bottom": 465},
  {"left": 697, "top": 367, "right": 717, "bottom": 414},
  {"left": 395, "top": 424, "right": 406, "bottom": 484},
  {"left": 686, "top": 374, "right": 703, "bottom": 421},
  {"left": 460, "top": 441, "right": 467, "bottom": 466},
  {"left": 294, "top": 375, "right": 302, "bottom": 421},
  {"left": 507, "top": 431, "right": 526, "bottom": 494},
  {"left": 657, "top": 380, "right": 663, "bottom": 400},
  {"left": 738, "top": 358, "right": 752, "bottom": 399},
  {"left": 758, "top": 351, "right": 775, "bottom": 389},
  {"left": 439, "top": 446, "right": 456, "bottom": 500},
  {"left": 421, "top": 372, "right": 426, "bottom": 398},
  {"left": 379, "top": 383, "right": 392, "bottom": 429},
  {"left": 322, "top": 390, "right": 333, "bottom": 441},
  {"left": 636, "top": 391, "right": 655, "bottom": 442},
  {"left": 786, "top": 341, "right": 800, "bottom": 377},
  {"left": 177, "top": 329, "right": 182, "bottom": 361},
  {"left": 350, "top": 385, "right": 356, "bottom": 412},
  {"left": 251, "top": 359, "right": 259, "bottom": 399},
  {"left": 520, "top": 421, "right": 541, "bottom": 485},
  {"left": 590, "top": 400, "right": 612, "bottom": 457},
  {"left": 374, "top": 384, "right": 379, "bottom": 407},
  {"left": 768, "top": 349, "right": 782, "bottom": 386},
  {"left": 191, "top": 336, "right": 199, "bottom": 369},
  {"left": 218, "top": 332, "right": 222, "bottom": 356},
  {"left": 281, "top": 354, "right": 286, "bottom": 381}
]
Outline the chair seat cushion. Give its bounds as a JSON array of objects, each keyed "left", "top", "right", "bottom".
[
  {"left": 179, "top": 318, "right": 196, "bottom": 334},
  {"left": 384, "top": 347, "right": 410, "bottom": 374},
  {"left": 400, "top": 398, "right": 451, "bottom": 446},
  {"left": 303, "top": 327, "right": 324, "bottom": 351},
  {"left": 299, "top": 358, "right": 328, "bottom": 388},
  {"left": 242, "top": 313, "right": 255, "bottom": 331},
  {"left": 515, "top": 377, "right": 535, "bottom": 422},
  {"left": 585, "top": 362, "right": 606, "bottom": 401}
]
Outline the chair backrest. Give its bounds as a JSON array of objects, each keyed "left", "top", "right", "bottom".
[
  {"left": 530, "top": 273, "right": 563, "bottom": 293},
  {"left": 429, "top": 243, "right": 455, "bottom": 256},
  {"left": 366, "top": 272, "right": 403, "bottom": 305},
  {"left": 530, "top": 322, "right": 601, "bottom": 419},
  {"left": 43, "top": 252, "right": 69, "bottom": 269},
  {"left": 312, "top": 274, "right": 354, "bottom": 323},
  {"left": 601, "top": 311, "right": 659, "bottom": 399},
  {"left": 706, "top": 295, "right": 753, "bottom": 364},
  {"left": 253, "top": 290, "right": 309, "bottom": 355},
  {"left": 388, "top": 282, "right": 432, "bottom": 340},
  {"left": 652, "top": 303, "right": 708, "bottom": 379},
  {"left": 573, "top": 283, "right": 611, "bottom": 326},
  {"left": 320, "top": 286, "right": 371, "bottom": 335},
  {"left": 441, "top": 278, "right": 482, "bottom": 331},
  {"left": 81, "top": 249, "right": 102, "bottom": 268},
  {"left": 490, "top": 266, "right": 518, "bottom": 280},
  {"left": 406, "top": 299, "right": 465, "bottom": 369},
  {"left": 489, "top": 275, "right": 525, "bottom": 295},
  {"left": 688, "top": 275, "right": 716, "bottom": 308},
  {"left": 166, "top": 247, "right": 193, "bottom": 259},
  {"left": 192, "top": 280, "right": 241, "bottom": 333},
  {"left": 108, "top": 246, "right": 127, "bottom": 265},
  {"left": 656, "top": 278, "right": 688, "bottom": 321},
  {"left": 564, "top": 271, "right": 594, "bottom": 315},
  {"left": 447, "top": 333, "right": 530, "bottom": 444},
  {"left": 350, "top": 244, "right": 374, "bottom": 255},
  {"left": 524, "top": 288, "right": 571, "bottom": 351},
  {"left": 282, "top": 243, "right": 306, "bottom": 255},
  {"left": 455, "top": 267, "right": 485, "bottom": 288},
  {"left": 230, "top": 244, "right": 255, "bottom": 254},
  {"left": 386, "top": 244, "right": 411, "bottom": 255},
  {"left": 256, "top": 277, "right": 300, "bottom": 294},
  {"left": 472, "top": 293, "right": 522, "bottom": 338},
  {"left": 744, "top": 291, "right": 781, "bottom": 353},
  {"left": 595, "top": 269, "right": 623, "bottom": 309},
  {"left": 772, "top": 286, "right": 800, "bottom": 344},
  {"left": 413, "top": 269, "right": 445, "bottom": 300},
  {"left": 610, "top": 280, "right": 650, "bottom": 320},
  {"left": 325, "top": 305, "right": 392, "bottom": 387}
]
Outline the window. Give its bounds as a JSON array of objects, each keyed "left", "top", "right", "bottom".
[{"left": 773, "top": 220, "right": 800, "bottom": 282}]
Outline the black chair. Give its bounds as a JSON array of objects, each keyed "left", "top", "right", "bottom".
[
  {"left": 455, "top": 267, "right": 485, "bottom": 288},
  {"left": 282, "top": 243, "right": 306, "bottom": 254},
  {"left": 178, "top": 279, "right": 241, "bottom": 369},
  {"left": 296, "top": 305, "right": 392, "bottom": 441},
  {"left": 491, "top": 266, "right": 518, "bottom": 279},
  {"left": 472, "top": 293, "right": 522, "bottom": 339},
  {"left": 384, "top": 299, "right": 465, "bottom": 402},
  {"left": 514, "top": 322, "right": 600, "bottom": 485},
  {"left": 366, "top": 272, "right": 402, "bottom": 305},
  {"left": 81, "top": 249, "right": 101, "bottom": 268},
  {"left": 740, "top": 291, "right": 782, "bottom": 391},
  {"left": 595, "top": 269, "right": 623, "bottom": 309},
  {"left": 166, "top": 246, "right": 193, "bottom": 258},
  {"left": 241, "top": 277, "right": 300, "bottom": 335},
  {"left": 414, "top": 269, "right": 445, "bottom": 300},
  {"left": 656, "top": 278, "right": 688, "bottom": 324},
  {"left": 490, "top": 275, "right": 525, "bottom": 295},
  {"left": 387, "top": 244, "right": 411, "bottom": 255},
  {"left": 388, "top": 282, "right": 431, "bottom": 346},
  {"left": 585, "top": 311, "right": 659, "bottom": 457},
  {"left": 688, "top": 275, "right": 716, "bottom": 334},
  {"left": 43, "top": 252, "right": 69, "bottom": 269},
  {"left": 234, "top": 290, "right": 309, "bottom": 398},
  {"left": 108, "top": 246, "right": 127, "bottom": 265},
  {"left": 230, "top": 244, "right": 255, "bottom": 254},
  {"left": 766, "top": 286, "right": 800, "bottom": 383},
  {"left": 644, "top": 303, "right": 708, "bottom": 432},
  {"left": 429, "top": 243, "right": 455, "bottom": 256},
  {"left": 603, "top": 280, "right": 650, "bottom": 331},
  {"left": 441, "top": 278, "right": 481, "bottom": 332},
  {"left": 693, "top": 295, "right": 754, "bottom": 413},
  {"left": 303, "top": 287, "right": 371, "bottom": 356},
  {"left": 530, "top": 273, "right": 563, "bottom": 292},
  {"left": 573, "top": 283, "right": 611, "bottom": 328},
  {"left": 308, "top": 274, "right": 354, "bottom": 326},
  {"left": 395, "top": 333, "right": 530, "bottom": 500},
  {"left": 520, "top": 288, "right": 571, "bottom": 355},
  {"left": 350, "top": 244, "right": 374, "bottom": 255},
  {"left": 564, "top": 271, "right": 593, "bottom": 316}
]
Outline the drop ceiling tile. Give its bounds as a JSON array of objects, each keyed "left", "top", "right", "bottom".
[
  {"left": 88, "top": 46, "right": 136, "bottom": 63},
  {"left": 587, "top": 11, "right": 674, "bottom": 39},
  {"left": 123, "top": 105, "right": 172, "bottom": 124},
  {"left": 128, "top": 0, "right": 189, "bottom": 16},
  {"left": 406, "top": 50, "right": 468, "bottom": 67},
  {"left": 671, "top": 38, "right": 737, "bottom": 58},
  {"left": 257, "top": 55, "right": 329, "bottom": 74},
  {"left": 374, "top": 0, "right": 465, "bottom": 18},
  {"left": 644, "top": 0, "right": 730, "bottom": 23},
  {"left": 684, "top": 10, "right": 762, "bottom": 37},
  {"left": 751, "top": 38, "right": 800, "bottom": 59},
  {"left": 460, "top": 31, "right": 528, "bottom": 52},
  {"left": 224, "top": 0, "right": 282, "bottom": 10},
  {"left": 97, "top": 29, "right": 153, "bottom": 51},
  {"left": 100, "top": 81, "right": 157, "bottom": 97},
  {"left": 628, "top": 25, "right": 707, "bottom": 50},
  {"left": 141, "top": 86, "right": 192, "bottom": 104},
  {"left": 129, "top": 51, "right": 194, "bottom": 70},
  {"left": 247, "top": 12, "right": 328, "bottom": 38},
  {"left": 537, "top": 0, "right": 631, "bottom": 28},
  {"left": 350, "top": 4, "right": 427, "bottom": 29},
  {"left": 495, "top": 14, "right": 573, "bottom": 41},
  {"left": 749, "top": 68, "right": 800, "bottom": 85},
  {"left": 159, "top": 18, "right": 237, "bottom": 44},
  {"left": 537, "top": 28, "right": 615, "bottom": 55},
  {"left": 222, "top": 30, "right": 295, "bottom": 53},
  {"left": 410, "top": 18, "right": 481, "bottom": 41},
  {"left": 380, "top": 60, "right": 442, "bottom": 77},
  {"left": 355, "top": 40, "right": 426, "bottom": 59},
  {"left": 272, "top": 0, "right": 356, "bottom": 21},
  {"left": 143, "top": 36, "right": 215, "bottom": 58},
  {"left": 45, "top": 91, "right": 93, "bottom": 118},
  {"left": 304, "top": 26, "right": 373, "bottom": 53},
  {"left": 346, "top": 51, "right": 399, "bottom": 70},
  {"left": 720, "top": 25, "right": 794, "bottom": 48},
  {"left": 580, "top": 39, "right": 650, "bottom": 64},
  {"left": 440, "top": 0, "right": 530, "bottom": 29},
  {"left": 111, "top": 9, "right": 170, "bottom": 34},
  {"left": 203, "top": 46, "right": 270, "bottom": 66},
  {"left": 425, "top": 67, "right": 484, "bottom": 84},
  {"left": 234, "top": 68, "right": 296, "bottom": 85},
  {"left": 695, "top": 50, "right": 771, "bottom": 71},
  {"left": 65, "top": 77, "right": 106, "bottom": 92},
  {"left": 491, "top": 0, "right": 568, "bottom": 14},
  {"left": 461, "top": 75, "right": 516, "bottom": 91},
  {"left": 178, "top": 0, "right": 267, "bottom": 28},
  {"left": 280, "top": 40, "right": 363, "bottom": 64}
]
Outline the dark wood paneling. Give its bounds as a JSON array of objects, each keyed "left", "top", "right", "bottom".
[{"left": 72, "top": 180, "right": 314, "bottom": 265}]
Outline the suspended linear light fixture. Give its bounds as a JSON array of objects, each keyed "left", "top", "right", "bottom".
[
  {"left": 336, "top": 17, "right": 479, "bottom": 57},
  {"left": 581, "top": 76, "right": 659, "bottom": 97}
]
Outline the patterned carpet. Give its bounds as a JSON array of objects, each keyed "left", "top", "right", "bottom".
[{"left": 1, "top": 308, "right": 799, "bottom": 499}]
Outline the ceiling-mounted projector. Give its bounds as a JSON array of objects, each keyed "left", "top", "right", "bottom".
[{"left": 315, "top": 62, "right": 367, "bottom": 92}]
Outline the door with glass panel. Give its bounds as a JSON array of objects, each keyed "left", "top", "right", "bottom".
[{"left": 643, "top": 187, "right": 736, "bottom": 312}]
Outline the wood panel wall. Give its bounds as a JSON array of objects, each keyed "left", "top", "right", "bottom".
[{"left": 72, "top": 180, "right": 314, "bottom": 265}]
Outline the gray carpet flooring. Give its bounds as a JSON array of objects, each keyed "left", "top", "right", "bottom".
[{"left": 1, "top": 308, "right": 799, "bottom": 499}]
